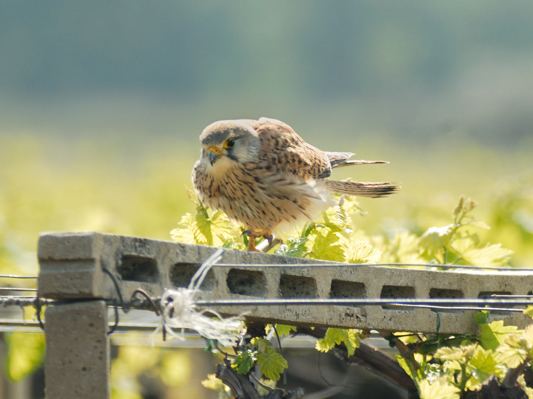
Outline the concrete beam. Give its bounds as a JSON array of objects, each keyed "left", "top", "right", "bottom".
[{"left": 38, "top": 232, "right": 533, "bottom": 334}]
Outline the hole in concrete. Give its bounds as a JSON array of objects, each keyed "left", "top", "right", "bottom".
[
  {"left": 478, "top": 291, "right": 513, "bottom": 315},
  {"left": 227, "top": 269, "right": 266, "bottom": 296},
  {"left": 170, "top": 263, "right": 215, "bottom": 290},
  {"left": 117, "top": 255, "right": 158, "bottom": 283},
  {"left": 330, "top": 280, "right": 366, "bottom": 300},
  {"left": 429, "top": 288, "right": 465, "bottom": 312},
  {"left": 380, "top": 285, "right": 415, "bottom": 311},
  {"left": 279, "top": 274, "right": 317, "bottom": 298}
]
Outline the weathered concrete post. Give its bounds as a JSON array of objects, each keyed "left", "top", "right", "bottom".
[
  {"left": 44, "top": 301, "right": 109, "bottom": 399},
  {"left": 38, "top": 232, "right": 113, "bottom": 399}
]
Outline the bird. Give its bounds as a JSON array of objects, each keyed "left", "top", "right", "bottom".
[{"left": 192, "top": 117, "right": 399, "bottom": 251}]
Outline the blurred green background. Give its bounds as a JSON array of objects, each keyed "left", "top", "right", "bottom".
[
  {"left": 0, "top": 1, "right": 532, "bottom": 397},
  {"left": 1, "top": 0, "right": 532, "bottom": 269}
]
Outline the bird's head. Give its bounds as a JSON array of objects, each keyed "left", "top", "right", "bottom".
[{"left": 198, "top": 120, "right": 261, "bottom": 171}]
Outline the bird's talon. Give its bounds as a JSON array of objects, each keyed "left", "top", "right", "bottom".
[
  {"left": 242, "top": 230, "right": 253, "bottom": 237},
  {"left": 263, "top": 234, "right": 274, "bottom": 244}
]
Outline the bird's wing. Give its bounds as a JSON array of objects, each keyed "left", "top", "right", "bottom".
[{"left": 254, "top": 117, "right": 332, "bottom": 180}]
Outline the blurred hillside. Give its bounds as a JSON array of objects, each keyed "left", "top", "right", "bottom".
[
  {"left": 2, "top": 1, "right": 533, "bottom": 144},
  {"left": 0, "top": 1, "right": 532, "bottom": 270}
]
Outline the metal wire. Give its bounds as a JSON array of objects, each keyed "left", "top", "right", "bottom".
[
  {"left": 0, "top": 274, "right": 38, "bottom": 279},
  {"left": 212, "top": 263, "right": 533, "bottom": 272},
  {"left": 193, "top": 297, "right": 533, "bottom": 307},
  {"left": 0, "top": 296, "right": 43, "bottom": 307},
  {"left": 0, "top": 287, "right": 37, "bottom": 292}
]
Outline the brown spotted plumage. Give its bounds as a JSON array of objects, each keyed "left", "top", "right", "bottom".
[{"left": 192, "top": 117, "right": 399, "bottom": 251}]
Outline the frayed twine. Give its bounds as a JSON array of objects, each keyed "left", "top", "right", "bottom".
[{"left": 154, "top": 248, "right": 246, "bottom": 347}]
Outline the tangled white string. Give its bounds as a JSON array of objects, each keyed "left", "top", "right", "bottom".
[{"left": 157, "top": 248, "right": 246, "bottom": 347}]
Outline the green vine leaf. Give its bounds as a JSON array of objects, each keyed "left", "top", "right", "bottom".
[
  {"left": 496, "top": 334, "right": 528, "bottom": 369},
  {"left": 309, "top": 228, "right": 345, "bottom": 262},
  {"left": 315, "top": 328, "right": 361, "bottom": 357},
  {"left": 232, "top": 349, "right": 256, "bottom": 375},
  {"left": 467, "top": 345, "right": 497, "bottom": 387},
  {"left": 256, "top": 346, "right": 288, "bottom": 381},
  {"left": 480, "top": 320, "right": 519, "bottom": 350},
  {"left": 274, "top": 324, "right": 297, "bottom": 337},
  {"left": 418, "top": 377, "right": 460, "bottom": 399}
]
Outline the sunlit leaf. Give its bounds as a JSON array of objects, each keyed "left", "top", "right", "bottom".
[
  {"left": 467, "top": 345, "right": 497, "bottom": 384},
  {"left": 395, "top": 354, "right": 415, "bottom": 379},
  {"left": 344, "top": 240, "right": 381, "bottom": 264},
  {"left": 274, "top": 324, "right": 297, "bottom": 337},
  {"left": 459, "top": 243, "right": 513, "bottom": 266},
  {"left": 232, "top": 349, "right": 256, "bottom": 375},
  {"left": 419, "top": 225, "right": 453, "bottom": 263},
  {"left": 256, "top": 346, "right": 288, "bottom": 381},
  {"left": 308, "top": 228, "right": 345, "bottom": 262},
  {"left": 315, "top": 328, "right": 360, "bottom": 356},
  {"left": 480, "top": 320, "right": 519, "bottom": 350},
  {"left": 418, "top": 376, "right": 460, "bottom": 399}
]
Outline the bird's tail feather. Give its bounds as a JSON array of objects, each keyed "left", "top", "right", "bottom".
[
  {"left": 334, "top": 159, "right": 389, "bottom": 168},
  {"left": 324, "top": 180, "right": 400, "bottom": 198}
]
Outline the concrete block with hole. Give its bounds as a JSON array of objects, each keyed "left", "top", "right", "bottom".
[{"left": 38, "top": 231, "right": 533, "bottom": 335}]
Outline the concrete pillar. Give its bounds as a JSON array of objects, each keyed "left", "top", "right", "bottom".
[{"left": 44, "top": 300, "right": 109, "bottom": 399}]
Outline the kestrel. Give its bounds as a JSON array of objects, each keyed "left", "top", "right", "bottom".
[{"left": 192, "top": 117, "right": 399, "bottom": 251}]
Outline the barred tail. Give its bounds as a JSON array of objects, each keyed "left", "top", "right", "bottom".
[{"left": 324, "top": 180, "right": 400, "bottom": 198}]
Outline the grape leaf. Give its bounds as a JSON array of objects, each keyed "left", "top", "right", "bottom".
[
  {"left": 274, "top": 324, "right": 297, "bottom": 337},
  {"left": 395, "top": 354, "right": 414, "bottom": 379},
  {"left": 480, "top": 320, "right": 519, "bottom": 350},
  {"left": 418, "top": 377, "right": 460, "bottom": 399},
  {"left": 232, "top": 349, "right": 256, "bottom": 375},
  {"left": 315, "top": 328, "right": 360, "bottom": 356},
  {"left": 345, "top": 240, "right": 381, "bottom": 264},
  {"left": 309, "top": 229, "right": 345, "bottom": 262},
  {"left": 256, "top": 346, "right": 288, "bottom": 381},
  {"left": 459, "top": 243, "right": 513, "bottom": 266},
  {"left": 467, "top": 345, "right": 497, "bottom": 384}
]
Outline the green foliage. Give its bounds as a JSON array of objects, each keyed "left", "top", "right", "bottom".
[
  {"left": 229, "top": 336, "right": 288, "bottom": 383},
  {"left": 271, "top": 324, "right": 297, "bottom": 338},
  {"left": 171, "top": 191, "right": 525, "bottom": 397},
  {"left": 4, "top": 333, "right": 45, "bottom": 382},
  {"left": 256, "top": 345, "right": 288, "bottom": 381},
  {"left": 171, "top": 189, "right": 243, "bottom": 248},
  {"left": 315, "top": 328, "right": 361, "bottom": 357},
  {"left": 232, "top": 349, "right": 255, "bottom": 375},
  {"left": 416, "top": 195, "right": 513, "bottom": 266},
  {"left": 417, "top": 377, "right": 461, "bottom": 399},
  {"left": 479, "top": 320, "right": 519, "bottom": 350},
  {"left": 396, "top": 318, "right": 533, "bottom": 397}
]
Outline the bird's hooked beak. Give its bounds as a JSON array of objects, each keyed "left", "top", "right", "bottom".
[{"left": 207, "top": 146, "right": 222, "bottom": 165}]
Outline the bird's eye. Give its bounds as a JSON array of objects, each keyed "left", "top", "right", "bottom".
[{"left": 224, "top": 138, "right": 236, "bottom": 149}]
